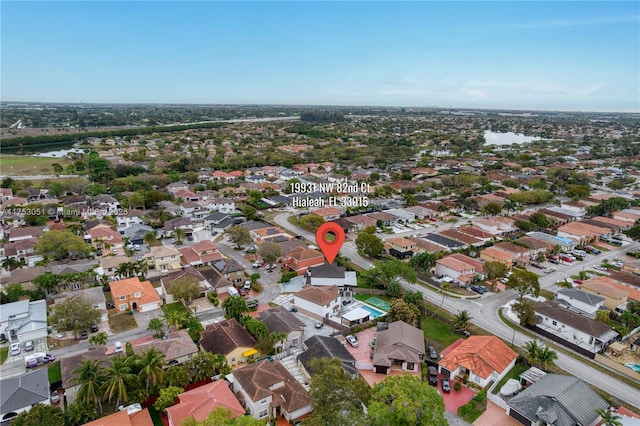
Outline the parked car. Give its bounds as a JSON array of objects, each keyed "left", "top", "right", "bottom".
[
  {"left": 10, "top": 343, "right": 21, "bottom": 356},
  {"left": 24, "top": 340, "right": 34, "bottom": 352},
  {"left": 441, "top": 377, "right": 451, "bottom": 393},
  {"left": 479, "top": 285, "right": 488, "bottom": 293},
  {"left": 315, "top": 322, "right": 323, "bottom": 329},
  {"left": 346, "top": 335, "right": 359, "bottom": 347},
  {"left": 52, "top": 329, "right": 65, "bottom": 338},
  {"left": 50, "top": 391, "right": 60, "bottom": 404},
  {"left": 79, "top": 331, "right": 88, "bottom": 340},
  {"left": 428, "top": 366, "right": 438, "bottom": 386},
  {"left": 115, "top": 341, "right": 124, "bottom": 352},
  {"left": 429, "top": 346, "right": 438, "bottom": 360},
  {"left": 43, "top": 354, "right": 56, "bottom": 363},
  {"left": 90, "top": 324, "right": 99, "bottom": 332},
  {"left": 470, "top": 285, "right": 485, "bottom": 294},
  {"left": 243, "top": 280, "right": 252, "bottom": 290},
  {"left": 96, "top": 248, "right": 103, "bottom": 256},
  {"left": 548, "top": 256, "right": 560, "bottom": 264},
  {"left": 252, "top": 261, "right": 263, "bottom": 268}
]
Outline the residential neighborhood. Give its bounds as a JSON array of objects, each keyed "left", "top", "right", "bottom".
[{"left": 1, "top": 105, "right": 640, "bottom": 426}]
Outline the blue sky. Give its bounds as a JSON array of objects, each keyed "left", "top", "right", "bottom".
[{"left": 1, "top": 1, "right": 638, "bottom": 111}]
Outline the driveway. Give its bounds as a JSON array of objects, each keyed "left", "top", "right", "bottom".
[
  {"left": 437, "top": 375, "right": 476, "bottom": 414},
  {"left": 473, "top": 400, "right": 519, "bottom": 426}
]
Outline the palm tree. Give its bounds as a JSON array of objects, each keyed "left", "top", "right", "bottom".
[
  {"left": 597, "top": 408, "right": 623, "bottom": 426},
  {"left": 173, "top": 228, "right": 186, "bottom": 244},
  {"left": 189, "top": 352, "right": 218, "bottom": 382},
  {"left": 523, "top": 340, "right": 542, "bottom": 365},
  {"left": 134, "top": 259, "right": 148, "bottom": 280},
  {"left": 137, "top": 348, "right": 166, "bottom": 392},
  {"left": 143, "top": 231, "right": 157, "bottom": 245},
  {"left": 73, "top": 359, "right": 106, "bottom": 415},
  {"left": 453, "top": 310, "right": 473, "bottom": 332},
  {"left": 147, "top": 317, "right": 165, "bottom": 339},
  {"left": 89, "top": 332, "right": 108, "bottom": 346},
  {"left": 163, "top": 310, "right": 188, "bottom": 331},
  {"left": 536, "top": 346, "right": 558, "bottom": 370},
  {"left": 102, "top": 355, "right": 136, "bottom": 408},
  {"left": 1, "top": 257, "right": 21, "bottom": 272}
]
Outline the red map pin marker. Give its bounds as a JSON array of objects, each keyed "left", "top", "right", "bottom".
[{"left": 315, "top": 222, "right": 345, "bottom": 265}]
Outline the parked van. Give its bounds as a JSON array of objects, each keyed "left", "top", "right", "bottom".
[{"left": 227, "top": 286, "right": 240, "bottom": 297}]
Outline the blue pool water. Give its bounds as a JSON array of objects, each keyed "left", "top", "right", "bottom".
[
  {"left": 360, "top": 304, "right": 386, "bottom": 319},
  {"left": 625, "top": 363, "right": 640, "bottom": 373}
]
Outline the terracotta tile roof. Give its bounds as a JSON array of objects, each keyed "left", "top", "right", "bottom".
[
  {"left": 480, "top": 247, "right": 513, "bottom": 263},
  {"left": 449, "top": 253, "right": 484, "bottom": 274},
  {"left": 166, "top": 380, "right": 244, "bottom": 425},
  {"left": 439, "top": 229, "right": 483, "bottom": 246},
  {"left": 457, "top": 226, "right": 493, "bottom": 240},
  {"left": 108, "top": 277, "right": 161, "bottom": 306},
  {"left": 439, "top": 336, "right": 517, "bottom": 380},
  {"left": 436, "top": 257, "right": 475, "bottom": 273},
  {"left": 294, "top": 285, "right": 339, "bottom": 306},
  {"left": 84, "top": 408, "right": 153, "bottom": 426},
  {"left": 131, "top": 329, "right": 198, "bottom": 362},
  {"left": 287, "top": 246, "right": 324, "bottom": 261},
  {"left": 386, "top": 237, "right": 415, "bottom": 249},
  {"left": 310, "top": 207, "right": 342, "bottom": 217}
]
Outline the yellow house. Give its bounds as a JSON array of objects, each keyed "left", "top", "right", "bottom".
[
  {"left": 580, "top": 278, "right": 628, "bottom": 312},
  {"left": 199, "top": 318, "right": 258, "bottom": 367}
]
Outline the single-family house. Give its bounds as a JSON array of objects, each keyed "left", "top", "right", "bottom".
[
  {"left": 109, "top": 277, "right": 162, "bottom": 313},
  {"left": 580, "top": 278, "right": 629, "bottom": 312},
  {"left": 144, "top": 245, "right": 182, "bottom": 272},
  {"left": 555, "top": 288, "right": 605, "bottom": 318},
  {"left": 89, "top": 227, "right": 124, "bottom": 251},
  {"left": 372, "top": 321, "right": 425, "bottom": 375},
  {"left": 293, "top": 285, "right": 341, "bottom": 321},
  {"left": 283, "top": 246, "right": 325, "bottom": 275},
  {"left": 212, "top": 259, "right": 246, "bottom": 285},
  {"left": 131, "top": 329, "right": 199, "bottom": 365},
  {"left": 160, "top": 268, "right": 210, "bottom": 302},
  {"left": 166, "top": 380, "right": 244, "bottom": 426},
  {"left": 438, "top": 336, "right": 518, "bottom": 387},
  {"left": 344, "top": 214, "right": 378, "bottom": 231},
  {"left": 116, "top": 209, "right": 146, "bottom": 230},
  {"left": 121, "top": 223, "right": 154, "bottom": 245},
  {"left": 386, "top": 237, "right": 415, "bottom": 260},
  {"left": 179, "top": 240, "right": 223, "bottom": 267},
  {"left": 53, "top": 287, "right": 108, "bottom": 323},
  {"left": 479, "top": 246, "right": 514, "bottom": 268},
  {"left": 0, "top": 368, "right": 50, "bottom": 422},
  {"left": 258, "top": 306, "right": 306, "bottom": 356},
  {"left": 199, "top": 318, "right": 257, "bottom": 367},
  {"left": 367, "top": 211, "right": 397, "bottom": 227},
  {"left": 232, "top": 360, "right": 312, "bottom": 423},
  {"left": 84, "top": 408, "right": 154, "bottom": 426},
  {"left": 96, "top": 255, "right": 137, "bottom": 277},
  {"left": 506, "top": 374, "right": 608, "bottom": 426},
  {"left": 298, "top": 335, "right": 359, "bottom": 379},
  {"left": 0, "top": 300, "right": 47, "bottom": 344},
  {"left": 305, "top": 264, "right": 357, "bottom": 288},
  {"left": 310, "top": 207, "right": 342, "bottom": 222},
  {"left": 1, "top": 237, "right": 41, "bottom": 265},
  {"left": 8, "top": 227, "right": 44, "bottom": 243},
  {"left": 203, "top": 197, "right": 236, "bottom": 214},
  {"left": 557, "top": 222, "right": 611, "bottom": 245},
  {"left": 199, "top": 267, "right": 234, "bottom": 295},
  {"left": 435, "top": 255, "right": 479, "bottom": 286},
  {"left": 534, "top": 300, "right": 618, "bottom": 354}
]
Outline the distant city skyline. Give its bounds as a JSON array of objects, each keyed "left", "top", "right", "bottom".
[{"left": 1, "top": 1, "right": 638, "bottom": 112}]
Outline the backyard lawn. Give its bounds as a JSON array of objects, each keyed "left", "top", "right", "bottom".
[
  {"left": 492, "top": 363, "right": 529, "bottom": 394},
  {"left": 48, "top": 361, "right": 62, "bottom": 383},
  {"left": 421, "top": 316, "right": 460, "bottom": 349},
  {"left": 108, "top": 312, "right": 138, "bottom": 333}
]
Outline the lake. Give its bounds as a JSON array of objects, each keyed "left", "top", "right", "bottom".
[
  {"left": 484, "top": 130, "right": 543, "bottom": 146},
  {"left": 33, "top": 148, "right": 87, "bottom": 158}
]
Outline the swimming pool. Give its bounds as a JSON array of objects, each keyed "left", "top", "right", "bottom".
[
  {"left": 359, "top": 303, "right": 386, "bottom": 319},
  {"left": 625, "top": 363, "right": 640, "bottom": 373}
]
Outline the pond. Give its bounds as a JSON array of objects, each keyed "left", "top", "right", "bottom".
[{"left": 484, "top": 130, "right": 543, "bottom": 146}]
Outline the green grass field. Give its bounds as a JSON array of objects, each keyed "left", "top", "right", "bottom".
[
  {"left": 108, "top": 312, "right": 139, "bottom": 333},
  {"left": 0, "top": 347, "right": 8, "bottom": 364},
  {"left": 0, "top": 154, "right": 69, "bottom": 176},
  {"left": 492, "top": 363, "right": 528, "bottom": 394},
  {"left": 421, "top": 316, "right": 460, "bottom": 349},
  {"left": 48, "top": 361, "right": 62, "bottom": 383}
]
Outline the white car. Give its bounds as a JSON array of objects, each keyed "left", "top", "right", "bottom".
[
  {"left": 346, "top": 335, "right": 359, "bottom": 347},
  {"left": 9, "top": 343, "right": 21, "bottom": 356}
]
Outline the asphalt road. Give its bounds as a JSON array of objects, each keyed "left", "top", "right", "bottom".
[{"left": 274, "top": 212, "right": 640, "bottom": 409}]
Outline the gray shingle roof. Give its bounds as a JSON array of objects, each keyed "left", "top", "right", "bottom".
[
  {"left": 298, "top": 335, "right": 359, "bottom": 377},
  {"left": 508, "top": 374, "right": 608, "bottom": 426},
  {"left": 556, "top": 288, "right": 604, "bottom": 307},
  {"left": 0, "top": 368, "right": 49, "bottom": 414}
]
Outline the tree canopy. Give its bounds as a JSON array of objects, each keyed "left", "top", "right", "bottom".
[
  {"left": 226, "top": 225, "right": 252, "bottom": 249},
  {"left": 506, "top": 269, "right": 540, "bottom": 301},
  {"left": 35, "top": 230, "right": 91, "bottom": 261},
  {"left": 170, "top": 275, "right": 201, "bottom": 306},
  {"left": 50, "top": 296, "right": 101, "bottom": 338},
  {"left": 368, "top": 375, "right": 447, "bottom": 426},
  {"left": 355, "top": 228, "right": 384, "bottom": 258}
]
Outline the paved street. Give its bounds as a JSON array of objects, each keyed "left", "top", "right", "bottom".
[{"left": 274, "top": 212, "right": 640, "bottom": 409}]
